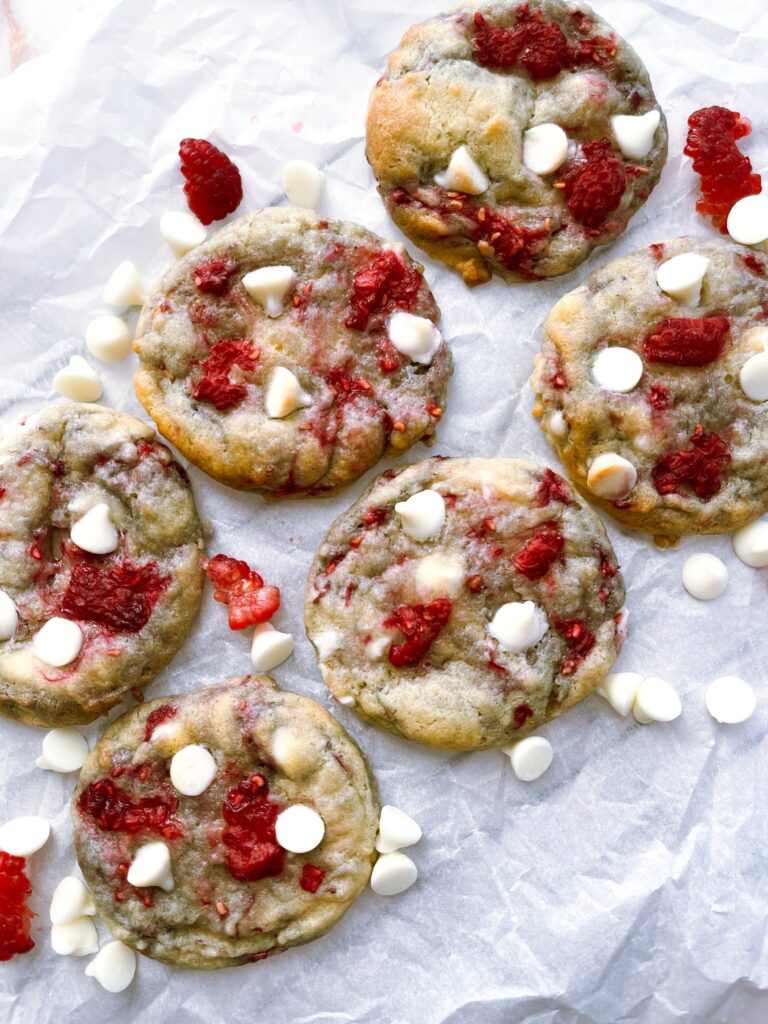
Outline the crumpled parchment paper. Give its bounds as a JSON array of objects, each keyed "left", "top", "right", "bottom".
[{"left": 1, "top": 0, "right": 768, "bottom": 1021}]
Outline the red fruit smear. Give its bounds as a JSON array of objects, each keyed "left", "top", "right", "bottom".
[
  {"left": 193, "top": 257, "right": 239, "bottom": 296},
  {"left": 553, "top": 617, "right": 595, "bottom": 676},
  {"left": 641, "top": 316, "right": 729, "bottom": 367},
  {"left": 534, "top": 468, "right": 571, "bottom": 507},
  {"left": 684, "top": 107, "right": 761, "bottom": 232},
  {"left": 383, "top": 598, "right": 452, "bottom": 667},
  {"left": 0, "top": 853, "right": 34, "bottom": 961},
  {"left": 62, "top": 559, "right": 170, "bottom": 633},
  {"left": 221, "top": 775, "right": 285, "bottom": 883},
  {"left": 144, "top": 705, "right": 178, "bottom": 742},
  {"left": 741, "top": 253, "right": 766, "bottom": 277},
  {"left": 648, "top": 382, "right": 670, "bottom": 411},
  {"left": 467, "top": 517, "right": 496, "bottom": 540},
  {"left": 651, "top": 427, "right": 730, "bottom": 499},
  {"left": 513, "top": 525, "right": 564, "bottom": 580},
  {"left": 78, "top": 778, "right": 183, "bottom": 839},
  {"left": 191, "top": 339, "right": 258, "bottom": 411},
  {"left": 513, "top": 704, "right": 534, "bottom": 729},
  {"left": 345, "top": 250, "right": 422, "bottom": 331},
  {"left": 361, "top": 506, "right": 389, "bottom": 529},
  {"left": 299, "top": 864, "right": 326, "bottom": 893},
  {"left": 377, "top": 336, "right": 402, "bottom": 374},
  {"left": 179, "top": 138, "right": 243, "bottom": 226},
  {"left": 203, "top": 554, "right": 280, "bottom": 631},
  {"left": 561, "top": 138, "right": 627, "bottom": 229}
]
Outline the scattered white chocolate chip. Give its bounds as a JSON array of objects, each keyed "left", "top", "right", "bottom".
[
  {"left": 53, "top": 356, "right": 103, "bottom": 403},
  {"left": 394, "top": 489, "right": 445, "bottom": 542},
  {"left": 85, "top": 941, "right": 137, "bottom": 993},
  {"left": 656, "top": 253, "right": 710, "bottom": 307},
  {"left": 313, "top": 629, "right": 341, "bottom": 661},
  {"left": 242, "top": 265, "right": 297, "bottom": 317},
  {"left": 739, "top": 351, "right": 768, "bottom": 402},
  {"left": 592, "top": 347, "right": 643, "bottom": 393},
  {"left": 250, "top": 622, "right": 294, "bottom": 672},
  {"left": 488, "top": 601, "right": 548, "bottom": 654},
  {"left": 597, "top": 672, "right": 643, "bottom": 717},
  {"left": 275, "top": 805, "right": 325, "bottom": 853},
  {"left": 726, "top": 193, "right": 768, "bottom": 246},
  {"left": 159, "top": 210, "right": 207, "bottom": 258},
  {"left": 375, "top": 805, "right": 422, "bottom": 854},
  {"left": 0, "top": 815, "right": 50, "bottom": 857},
  {"left": 85, "top": 316, "right": 132, "bottom": 363},
  {"left": 126, "top": 841, "right": 174, "bottom": 891},
  {"left": 705, "top": 676, "right": 756, "bottom": 724},
  {"left": 523, "top": 123, "right": 569, "bottom": 176},
  {"left": 682, "top": 553, "right": 728, "bottom": 601},
  {"left": 370, "top": 851, "right": 418, "bottom": 896},
  {"left": 366, "top": 634, "right": 393, "bottom": 660},
  {"left": 414, "top": 552, "right": 465, "bottom": 599},
  {"left": 102, "top": 260, "right": 146, "bottom": 307},
  {"left": 586, "top": 453, "right": 637, "bottom": 500},
  {"left": 51, "top": 918, "right": 99, "bottom": 957},
  {"left": 610, "top": 109, "right": 661, "bottom": 159},
  {"left": 0, "top": 590, "right": 18, "bottom": 641},
  {"left": 170, "top": 745, "right": 217, "bottom": 797},
  {"left": 33, "top": 617, "right": 84, "bottom": 667},
  {"left": 264, "top": 366, "right": 311, "bottom": 419},
  {"left": 732, "top": 519, "right": 768, "bottom": 567},
  {"left": 503, "top": 736, "right": 553, "bottom": 782},
  {"left": 548, "top": 411, "right": 568, "bottom": 438},
  {"left": 282, "top": 160, "right": 326, "bottom": 209},
  {"left": 50, "top": 877, "right": 96, "bottom": 925},
  {"left": 36, "top": 727, "right": 89, "bottom": 773},
  {"left": 434, "top": 145, "right": 489, "bottom": 195},
  {"left": 632, "top": 676, "right": 682, "bottom": 724},
  {"left": 387, "top": 312, "right": 442, "bottom": 366},
  {"left": 70, "top": 502, "right": 119, "bottom": 555},
  {"left": 337, "top": 694, "right": 355, "bottom": 706}
]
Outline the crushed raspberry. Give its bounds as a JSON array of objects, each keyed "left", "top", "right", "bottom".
[
  {"left": 221, "top": 775, "right": 284, "bottom": 883},
  {"left": 651, "top": 427, "right": 730, "bottom": 499},
  {"left": 648, "top": 382, "right": 670, "bottom": 411},
  {"left": 642, "top": 316, "right": 729, "bottom": 367},
  {"left": 144, "top": 705, "right": 178, "bottom": 742},
  {"left": 474, "top": 206, "right": 550, "bottom": 272},
  {"left": 299, "top": 864, "right": 326, "bottom": 893},
  {"left": 191, "top": 339, "right": 258, "bottom": 411},
  {"left": 513, "top": 525, "right": 564, "bottom": 580},
  {"left": 345, "top": 250, "right": 422, "bottom": 331},
  {"left": 361, "top": 506, "right": 389, "bottom": 529},
  {"left": 553, "top": 618, "right": 595, "bottom": 676},
  {"left": 740, "top": 253, "right": 766, "bottom": 277},
  {"left": 179, "top": 138, "right": 243, "bottom": 225},
  {"left": 193, "top": 257, "right": 239, "bottom": 296},
  {"left": 534, "top": 468, "right": 571, "bottom": 507},
  {"left": 383, "top": 598, "right": 452, "bottom": 668},
  {"left": 204, "top": 554, "right": 280, "bottom": 631},
  {"left": 561, "top": 139, "right": 626, "bottom": 229},
  {"left": 598, "top": 548, "right": 618, "bottom": 579},
  {"left": 62, "top": 559, "right": 170, "bottom": 633},
  {"left": 684, "top": 107, "right": 762, "bottom": 232},
  {"left": 466, "top": 517, "right": 496, "bottom": 540},
  {"left": 377, "top": 335, "right": 402, "bottom": 374},
  {"left": 0, "top": 853, "right": 34, "bottom": 961},
  {"left": 513, "top": 704, "right": 534, "bottom": 729},
  {"left": 78, "top": 777, "right": 183, "bottom": 839}
]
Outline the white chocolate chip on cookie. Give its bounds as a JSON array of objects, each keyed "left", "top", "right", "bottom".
[
  {"left": 611, "top": 109, "right": 660, "bottom": 159},
  {"left": 33, "top": 617, "right": 84, "bottom": 667},
  {"left": 265, "top": 366, "right": 312, "bottom": 418},
  {"left": 586, "top": 453, "right": 637, "bottom": 500},
  {"left": 170, "top": 745, "right": 217, "bottom": 797},
  {"left": 127, "top": 841, "right": 174, "bottom": 891},
  {"left": 739, "top": 351, "right": 768, "bottom": 401},
  {"left": 70, "top": 502, "right": 119, "bottom": 555},
  {"left": 242, "top": 266, "right": 297, "bottom": 317},
  {"left": 0, "top": 590, "right": 18, "bottom": 641},
  {"left": 395, "top": 490, "right": 445, "bottom": 541},
  {"left": 414, "top": 552, "right": 465, "bottom": 598},
  {"left": 592, "top": 347, "right": 643, "bottom": 393},
  {"left": 434, "top": 145, "right": 489, "bottom": 195},
  {"left": 656, "top": 253, "right": 709, "bottom": 306},
  {"left": 523, "top": 123, "right": 569, "bottom": 176},
  {"left": 488, "top": 601, "right": 548, "bottom": 653},
  {"left": 275, "top": 805, "right": 325, "bottom": 853},
  {"left": 387, "top": 312, "right": 442, "bottom": 366}
]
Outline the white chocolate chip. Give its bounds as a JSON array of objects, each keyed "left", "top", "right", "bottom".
[
  {"left": 51, "top": 918, "right": 99, "bottom": 957},
  {"left": 250, "top": 622, "right": 294, "bottom": 671},
  {"left": 70, "top": 502, "right": 118, "bottom": 555},
  {"left": 33, "top": 617, "right": 84, "bottom": 667},
  {"left": 656, "top": 253, "right": 710, "bottom": 307},
  {"left": 597, "top": 672, "right": 642, "bottom": 717},
  {"left": 275, "top": 805, "right": 325, "bottom": 853},
  {"left": 53, "top": 356, "right": 103, "bottom": 403},
  {"left": 705, "top": 676, "right": 756, "bottom": 724},
  {"left": 170, "top": 745, "right": 217, "bottom": 797},
  {"left": 488, "top": 601, "right": 548, "bottom": 653},
  {"left": 610, "top": 109, "right": 661, "bottom": 159},
  {"left": 503, "top": 736, "right": 553, "bottom": 782},
  {"left": 592, "top": 347, "right": 643, "bottom": 393},
  {"left": 523, "top": 123, "right": 569, "bottom": 176},
  {"left": 394, "top": 490, "right": 445, "bottom": 542},
  {"left": 282, "top": 160, "right": 326, "bottom": 209},
  {"left": 50, "top": 877, "right": 96, "bottom": 925},
  {"left": 0, "top": 590, "right": 18, "bottom": 641},
  {"left": 337, "top": 694, "right": 355, "bottom": 706},
  {"left": 367, "top": 634, "right": 393, "bottom": 660},
  {"left": 586, "top": 453, "right": 637, "bottom": 500},
  {"left": 242, "top": 266, "right": 297, "bottom": 317},
  {"left": 85, "top": 316, "right": 132, "bottom": 363},
  {"left": 387, "top": 312, "right": 442, "bottom": 366},
  {"left": 264, "top": 366, "right": 311, "bottom": 418},
  {"left": 370, "top": 851, "right": 418, "bottom": 896},
  {"left": 160, "top": 211, "right": 207, "bottom": 258},
  {"left": 727, "top": 193, "right": 768, "bottom": 246},
  {"left": 739, "top": 351, "right": 768, "bottom": 401},
  {"left": 102, "top": 260, "right": 146, "bottom": 307},
  {"left": 434, "top": 145, "right": 489, "bottom": 195},
  {"left": 85, "top": 941, "right": 137, "bottom": 993},
  {"left": 732, "top": 519, "right": 768, "bottom": 567},
  {"left": 0, "top": 815, "right": 50, "bottom": 857},
  {"left": 632, "top": 433, "right": 655, "bottom": 456},
  {"left": 375, "top": 805, "right": 422, "bottom": 854},
  {"left": 632, "top": 676, "right": 682, "bottom": 724},
  {"left": 548, "top": 411, "right": 568, "bottom": 438},
  {"left": 126, "top": 841, "right": 174, "bottom": 891},
  {"left": 414, "top": 552, "right": 465, "bottom": 599},
  {"left": 682, "top": 553, "right": 728, "bottom": 600},
  {"left": 36, "top": 727, "right": 89, "bottom": 773},
  {"left": 312, "top": 629, "right": 340, "bottom": 661}
]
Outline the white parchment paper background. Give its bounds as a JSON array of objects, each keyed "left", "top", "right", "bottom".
[{"left": 2, "top": 1, "right": 768, "bottom": 1021}]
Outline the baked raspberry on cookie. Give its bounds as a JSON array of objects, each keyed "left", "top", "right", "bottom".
[
  {"left": 305, "top": 457, "right": 625, "bottom": 750},
  {"left": 0, "top": 404, "right": 204, "bottom": 727},
  {"left": 134, "top": 207, "right": 451, "bottom": 495},
  {"left": 531, "top": 238, "right": 768, "bottom": 542},
  {"left": 366, "top": 0, "right": 667, "bottom": 284},
  {"left": 72, "top": 676, "right": 378, "bottom": 969}
]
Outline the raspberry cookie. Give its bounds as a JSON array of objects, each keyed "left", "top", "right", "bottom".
[
  {"left": 134, "top": 207, "right": 451, "bottom": 495},
  {"left": 366, "top": 0, "right": 667, "bottom": 284},
  {"left": 0, "top": 404, "right": 204, "bottom": 727},
  {"left": 72, "top": 676, "right": 378, "bottom": 969},
  {"left": 531, "top": 238, "right": 768, "bottom": 542},
  {"left": 305, "top": 457, "right": 625, "bottom": 750}
]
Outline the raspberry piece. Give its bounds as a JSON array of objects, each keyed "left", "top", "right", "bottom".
[
  {"left": 144, "top": 705, "right": 178, "bottom": 742},
  {"left": 345, "top": 250, "right": 422, "bottom": 331},
  {"left": 473, "top": 10, "right": 568, "bottom": 79},
  {"left": 651, "top": 427, "right": 730, "bottom": 499},
  {"left": 179, "top": 138, "right": 243, "bottom": 226},
  {"left": 193, "top": 257, "right": 239, "bottom": 296},
  {"left": 221, "top": 776, "right": 284, "bottom": 883},
  {"left": 191, "top": 339, "right": 258, "bottom": 411},
  {"left": 553, "top": 618, "right": 595, "bottom": 676},
  {"left": 0, "top": 853, "right": 34, "bottom": 961},
  {"left": 78, "top": 778, "right": 183, "bottom": 839},
  {"left": 641, "top": 316, "right": 729, "bottom": 367},
  {"left": 473, "top": 206, "right": 550, "bottom": 273},
  {"left": 513, "top": 704, "right": 534, "bottom": 729},
  {"left": 684, "top": 107, "right": 762, "bottom": 232},
  {"left": 383, "top": 598, "right": 452, "bottom": 667},
  {"left": 561, "top": 139, "right": 626, "bottom": 229},
  {"left": 513, "top": 525, "right": 564, "bottom": 580},
  {"left": 299, "top": 864, "right": 326, "bottom": 893},
  {"left": 534, "top": 468, "right": 571, "bottom": 507},
  {"left": 203, "top": 554, "right": 280, "bottom": 630},
  {"left": 62, "top": 559, "right": 170, "bottom": 633},
  {"left": 648, "top": 382, "right": 670, "bottom": 411}
]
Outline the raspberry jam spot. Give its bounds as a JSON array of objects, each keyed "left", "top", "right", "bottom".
[
  {"left": 740, "top": 253, "right": 766, "bottom": 277},
  {"left": 345, "top": 250, "right": 422, "bottom": 331},
  {"left": 534, "top": 468, "right": 571, "bottom": 507},
  {"left": 684, "top": 107, "right": 761, "bottom": 232},
  {"left": 193, "top": 257, "right": 239, "bottom": 296},
  {"left": 62, "top": 559, "right": 170, "bottom": 633},
  {"left": 651, "top": 427, "right": 730, "bottom": 500},
  {"left": 0, "top": 853, "right": 34, "bottom": 961},
  {"left": 513, "top": 704, "right": 534, "bottom": 729},
  {"left": 513, "top": 525, "right": 564, "bottom": 580},
  {"left": 179, "top": 138, "right": 243, "bottom": 225},
  {"left": 383, "top": 598, "right": 452, "bottom": 667},
  {"left": 299, "top": 864, "right": 326, "bottom": 893},
  {"left": 648, "top": 382, "right": 670, "bottom": 411},
  {"left": 221, "top": 775, "right": 285, "bottom": 883},
  {"left": 191, "top": 339, "right": 258, "bottom": 411},
  {"left": 561, "top": 139, "right": 627, "bottom": 229},
  {"left": 144, "top": 704, "right": 178, "bottom": 742},
  {"left": 204, "top": 554, "right": 280, "bottom": 630},
  {"left": 78, "top": 777, "right": 183, "bottom": 839},
  {"left": 641, "top": 316, "right": 729, "bottom": 367},
  {"left": 553, "top": 618, "right": 595, "bottom": 676}
]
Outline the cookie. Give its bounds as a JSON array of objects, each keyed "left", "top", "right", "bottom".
[
  {"left": 72, "top": 676, "right": 379, "bottom": 969},
  {"left": 305, "top": 457, "right": 625, "bottom": 750},
  {"left": 134, "top": 207, "right": 451, "bottom": 495},
  {"left": 531, "top": 237, "right": 768, "bottom": 542},
  {"left": 366, "top": 0, "right": 667, "bottom": 284},
  {"left": 0, "top": 404, "right": 204, "bottom": 727}
]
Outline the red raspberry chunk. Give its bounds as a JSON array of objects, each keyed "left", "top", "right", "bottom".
[
  {"left": 641, "top": 316, "right": 729, "bottom": 367},
  {"left": 221, "top": 776, "right": 284, "bottom": 882},
  {"left": 534, "top": 468, "right": 571, "bottom": 507},
  {"left": 193, "top": 257, "right": 239, "bottom": 296},
  {"left": 62, "top": 559, "right": 170, "bottom": 633},
  {"left": 78, "top": 778, "right": 184, "bottom": 839},
  {"left": 553, "top": 617, "right": 595, "bottom": 676},
  {"left": 472, "top": 9, "right": 568, "bottom": 78},
  {"left": 383, "top": 598, "right": 453, "bottom": 667},
  {"left": 191, "top": 339, "right": 258, "bottom": 411},
  {"left": 513, "top": 525, "right": 564, "bottom": 580},
  {"left": 0, "top": 853, "right": 34, "bottom": 961},
  {"left": 648, "top": 382, "right": 670, "bottom": 411},
  {"left": 345, "top": 250, "right": 422, "bottom": 331},
  {"left": 203, "top": 554, "right": 280, "bottom": 630},
  {"left": 561, "top": 139, "right": 627, "bottom": 229},
  {"left": 179, "top": 138, "right": 243, "bottom": 225},
  {"left": 299, "top": 864, "right": 326, "bottom": 893},
  {"left": 651, "top": 427, "right": 730, "bottom": 499},
  {"left": 144, "top": 705, "right": 178, "bottom": 742}
]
